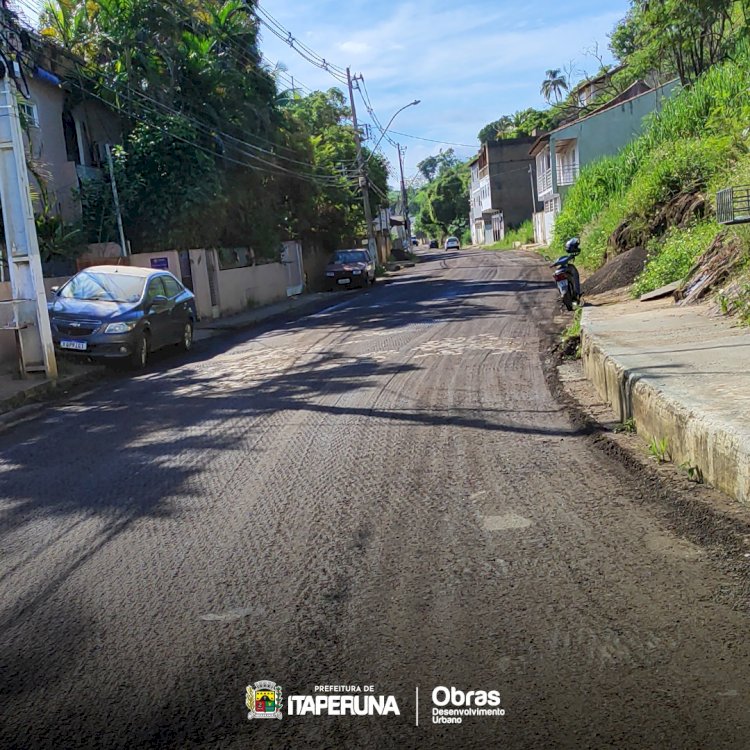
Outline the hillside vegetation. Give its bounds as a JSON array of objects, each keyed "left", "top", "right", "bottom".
[{"left": 552, "top": 13, "right": 750, "bottom": 309}]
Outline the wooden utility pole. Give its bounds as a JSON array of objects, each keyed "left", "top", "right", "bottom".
[
  {"left": 346, "top": 68, "right": 377, "bottom": 264},
  {"left": 397, "top": 144, "right": 410, "bottom": 243}
]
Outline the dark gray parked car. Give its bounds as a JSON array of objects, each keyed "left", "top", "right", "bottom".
[{"left": 48, "top": 265, "right": 197, "bottom": 369}]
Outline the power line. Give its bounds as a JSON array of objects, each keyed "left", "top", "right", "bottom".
[
  {"left": 388, "top": 130, "right": 477, "bottom": 149},
  {"left": 255, "top": 3, "right": 348, "bottom": 83}
]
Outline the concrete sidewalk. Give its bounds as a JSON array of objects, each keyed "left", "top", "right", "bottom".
[{"left": 581, "top": 299, "right": 750, "bottom": 504}]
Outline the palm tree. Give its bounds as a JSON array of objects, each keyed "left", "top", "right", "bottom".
[
  {"left": 540, "top": 69, "right": 569, "bottom": 103},
  {"left": 493, "top": 115, "right": 514, "bottom": 139}
]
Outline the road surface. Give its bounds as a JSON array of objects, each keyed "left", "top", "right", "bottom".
[{"left": 2, "top": 248, "right": 749, "bottom": 749}]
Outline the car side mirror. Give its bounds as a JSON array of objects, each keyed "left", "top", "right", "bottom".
[
  {"left": 50, "top": 286, "right": 60, "bottom": 294},
  {"left": 150, "top": 294, "right": 169, "bottom": 310}
]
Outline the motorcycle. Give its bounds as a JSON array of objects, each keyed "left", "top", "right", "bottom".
[{"left": 551, "top": 237, "right": 582, "bottom": 311}]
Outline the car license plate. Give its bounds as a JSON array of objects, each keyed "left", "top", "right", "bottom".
[
  {"left": 337, "top": 278, "right": 351, "bottom": 285},
  {"left": 60, "top": 340, "right": 87, "bottom": 351}
]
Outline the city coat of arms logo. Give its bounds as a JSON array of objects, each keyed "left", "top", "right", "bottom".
[{"left": 246, "top": 680, "right": 283, "bottom": 720}]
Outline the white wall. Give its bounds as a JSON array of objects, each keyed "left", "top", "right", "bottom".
[{"left": 216, "top": 263, "right": 288, "bottom": 316}]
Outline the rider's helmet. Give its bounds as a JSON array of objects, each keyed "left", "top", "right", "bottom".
[{"left": 565, "top": 237, "right": 581, "bottom": 255}]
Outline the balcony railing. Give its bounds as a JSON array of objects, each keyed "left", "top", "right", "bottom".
[
  {"left": 557, "top": 163, "right": 580, "bottom": 186},
  {"left": 537, "top": 168, "right": 552, "bottom": 196},
  {"left": 716, "top": 186, "right": 750, "bottom": 225}
]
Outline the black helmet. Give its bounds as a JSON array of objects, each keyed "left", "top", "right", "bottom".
[{"left": 565, "top": 237, "right": 581, "bottom": 254}]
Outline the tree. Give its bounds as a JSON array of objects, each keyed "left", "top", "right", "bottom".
[
  {"left": 609, "top": 0, "right": 747, "bottom": 85},
  {"left": 540, "top": 69, "right": 569, "bottom": 103},
  {"left": 283, "top": 89, "right": 389, "bottom": 249},
  {"left": 415, "top": 161, "right": 470, "bottom": 238},
  {"left": 39, "top": 1, "right": 381, "bottom": 254},
  {"left": 478, "top": 109, "right": 553, "bottom": 143}
]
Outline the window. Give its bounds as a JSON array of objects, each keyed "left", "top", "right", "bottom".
[
  {"left": 145, "top": 277, "right": 167, "bottom": 303},
  {"left": 162, "top": 276, "right": 183, "bottom": 298},
  {"left": 60, "top": 271, "right": 146, "bottom": 303},
  {"left": 217, "top": 247, "right": 254, "bottom": 270},
  {"left": 19, "top": 101, "right": 39, "bottom": 128}
]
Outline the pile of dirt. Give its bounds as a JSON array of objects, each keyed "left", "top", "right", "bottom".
[{"left": 582, "top": 245, "right": 649, "bottom": 296}]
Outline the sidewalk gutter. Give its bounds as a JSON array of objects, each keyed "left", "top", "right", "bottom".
[
  {"left": 0, "top": 366, "right": 105, "bottom": 430},
  {"left": 195, "top": 291, "right": 349, "bottom": 341},
  {"left": 580, "top": 301, "right": 750, "bottom": 505}
]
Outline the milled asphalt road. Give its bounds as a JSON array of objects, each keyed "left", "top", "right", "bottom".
[{"left": 1, "top": 248, "right": 749, "bottom": 749}]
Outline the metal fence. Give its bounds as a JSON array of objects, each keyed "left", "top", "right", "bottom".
[{"left": 716, "top": 186, "right": 750, "bottom": 225}]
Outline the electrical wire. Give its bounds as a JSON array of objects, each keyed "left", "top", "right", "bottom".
[
  {"left": 255, "top": 3, "right": 348, "bottom": 83},
  {"left": 4, "top": 36, "right": 357, "bottom": 189},
  {"left": 387, "top": 130, "right": 477, "bottom": 149}
]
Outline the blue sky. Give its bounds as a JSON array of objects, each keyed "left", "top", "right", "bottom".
[
  {"left": 24, "top": 0, "right": 629, "bottom": 185},
  {"left": 259, "top": 0, "right": 630, "bottom": 183}
]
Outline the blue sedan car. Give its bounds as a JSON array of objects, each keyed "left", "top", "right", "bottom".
[{"left": 48, "top": 265, "right": 197, "bottom": 369}]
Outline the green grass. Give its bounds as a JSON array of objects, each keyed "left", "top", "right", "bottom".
[
  {"left": 633, "top": 221, "right": 720, "bottom": 297},
  {"left": 485, "top": 220, "right": 535, "bottom": 250}
]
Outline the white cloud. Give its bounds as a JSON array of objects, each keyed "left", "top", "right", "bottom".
[{"left": 260, "top": 0, "right": 629, "bottom": 180}]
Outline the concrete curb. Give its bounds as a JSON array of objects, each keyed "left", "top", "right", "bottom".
[
  {"left": 195, "top": 292, "right": 349, "bottom": 340},
  {"left": 0, "top": 369, "right": 105, "bottom": 430},
  {"left": 581, "top": 321, "right": 750, "bottom": 506}
]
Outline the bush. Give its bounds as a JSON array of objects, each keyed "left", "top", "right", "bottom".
[
  {"left": 633, "top": 221, "right": 720, "bottom": 296},
  {"left": 487, "top": 220, "right": 535, "bottom": 250}
]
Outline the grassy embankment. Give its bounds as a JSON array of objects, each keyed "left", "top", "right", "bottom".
[
  {"left": 485, "top": 220, "right": 535, "bottom": 250},
  {"left": 551, "top": 40, "right": 750, "bottom": 314}
]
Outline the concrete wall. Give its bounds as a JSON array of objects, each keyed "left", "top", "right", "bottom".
[
  {"left": 216, "top": 262, "right": 288, "bottom": 316},
  {"left": 486, "top": 137, "right": 541, "bottom": 229},
  {"left": 26, "top": 79, "right": 80, "bottom": 221},
  {"left": 129, "top": 251, "right": 182, "bottom": 278}
]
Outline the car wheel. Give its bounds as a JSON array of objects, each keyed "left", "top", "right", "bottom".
[
  {"left": 179, "top": 320, "right": 194, "bottom": 352},
  {"left": 130, "top": 331, "right": 149, "bottom": 370}
]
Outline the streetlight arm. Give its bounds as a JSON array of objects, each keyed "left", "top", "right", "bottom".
[{"left": 364, "top": 100, "right": 420, "bottom": 164}]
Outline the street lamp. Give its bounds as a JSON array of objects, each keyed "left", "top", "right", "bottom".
[{"left": 365, "top": 100, "right": 420, "bottom": 163}]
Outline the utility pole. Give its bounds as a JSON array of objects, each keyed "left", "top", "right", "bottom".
[
  {"left": 528, "top": 164, "right": 537, "bottom": 214},
  {"left": 346, "top": 67, "right": 377, "bottom": 264},
  {"left": 397, "top": 144, "right": 410, "bottom": 244},
  {"left": 0, "top": 69, "right": 57, "bottom": 378},
  {"left": 105, "top": 143, "right": 128, "bottom": 257}
]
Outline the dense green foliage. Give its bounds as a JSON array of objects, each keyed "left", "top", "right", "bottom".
[
  {"left": 39, "top": 0, "right": 388, "bottom": 254},
  {"left": 485, "top": 220, "right": 535, "bottom": 250},
  {"left": 610, "top": 0, "right": 750, "bottom": 85},
  {"left": 633, "top": 221, "right": 720, "bottom": 295},
  {"left": 413, "top": 158, "right": 470, "bottom": 240}
]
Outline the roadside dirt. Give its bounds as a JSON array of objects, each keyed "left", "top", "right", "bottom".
[
  {"left": 581, "top": 246, "right": 648, "bottom": 297},
  {"left": 545, "top": 343, "right": 750, "bottom": 614}
]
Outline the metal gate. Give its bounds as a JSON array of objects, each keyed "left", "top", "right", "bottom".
[{"left": 281, "top": 241, "right": 304, "bottom": 296}]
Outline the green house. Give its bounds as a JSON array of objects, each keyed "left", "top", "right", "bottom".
[{"left": 529, "top": 79, "right": 680, "bottom": 244}]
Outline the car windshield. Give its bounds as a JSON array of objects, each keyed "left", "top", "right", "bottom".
[
  {"left": 332, "top": 251, "right": 368, "bottom": 264},
  {"left": 59, "top": 271, "right": 146, "bottom": 303}
]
